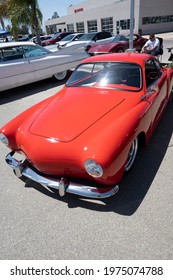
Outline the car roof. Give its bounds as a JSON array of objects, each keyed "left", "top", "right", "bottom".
[
  {"left": 72, "top": 33, "right": 84, "bottom": 35},
  {"left": 80, "top": 52, "right": 152, "bottom": 66},
  {"left": 0, "top": 41, "right": 36, "bottom": 48}
]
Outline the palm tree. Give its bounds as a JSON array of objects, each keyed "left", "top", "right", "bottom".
[
  {"left": 0, "top": 0, "right": 8, "bottom": 29},
  {"left": 0, "top": 0, "right": 43, "bottom": 44}
]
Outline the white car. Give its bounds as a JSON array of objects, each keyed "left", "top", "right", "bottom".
[
  {"left": 0, "top": 41, "right": 89, "bottom": 91},
  {"left": 64, "top": 31, "right": 113, "bottom": 51},
  {"left": 56, "top": 33, "right": 84, "bottom": 49}
]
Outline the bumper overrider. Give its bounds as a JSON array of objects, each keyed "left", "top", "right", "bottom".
[{"left": 5, "top": 152, "right": 119, "bottom": 199}]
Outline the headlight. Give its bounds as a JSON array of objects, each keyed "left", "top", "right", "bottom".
[
  {"left": 0, "top": 132, "right": 9, "bottom": 145},
  {"left": 84, "top": 160, "right": 103, "bottom": 178}
]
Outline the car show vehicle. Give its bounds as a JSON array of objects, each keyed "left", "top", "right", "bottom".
[
  {"left": 56, "top": 33, "right": 85, "bottom": 49},
  {"left": 87, "top": 34, "right": 147, "bottom": 55},
  {"left": 0, "top": 41, "right": 89, "bottom": 91},
  {"left": 0, "top": 53, "right": 173, "bottom": 198},
  {"left": 30, "top": 35, "right": 52, "bottom": 44},
  {"left": 64, "top": 31, "right": 113, "bottom": 50},
  {"left": 41, "top": 32, "right": 73, "bottom": 46}
]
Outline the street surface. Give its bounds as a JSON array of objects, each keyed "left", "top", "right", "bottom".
[{"left": 0, "top": 35, "right": 173, "bottom": 260}]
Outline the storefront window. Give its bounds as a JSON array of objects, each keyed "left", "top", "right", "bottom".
[
  {"left": 101, "top": 17, "right": 113, "bottom": 33},
  {"left": 142, "top": 15, "right": 173, "bottom": 24},
  {"left": 87, "top": 20, "right": 97, "bottom": 32},
  {"left": 67, "top": 24, "right": 74, "bottom": 32},
  {"left": 76, "top": 22, "right": 85, "bottom": 33}
]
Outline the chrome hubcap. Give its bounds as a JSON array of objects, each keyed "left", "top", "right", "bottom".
[
  {"left": 54, "top": 71, "right": 67, "bottom": 80},
  {"left": 125, "top": 138, "right": 138, "bottom": 172}
]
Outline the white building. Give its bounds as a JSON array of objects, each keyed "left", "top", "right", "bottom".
[{"left": 45, "top": 0, "right": 173, "bottom": 35}]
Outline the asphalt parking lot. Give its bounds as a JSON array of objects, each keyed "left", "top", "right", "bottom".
[{"left": 0, "top": 35, "right": 173, "bottom": 260}]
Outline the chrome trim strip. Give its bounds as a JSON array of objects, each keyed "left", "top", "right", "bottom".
[{"left": 5, "top": 152, "right": 119, "bottom": 199}]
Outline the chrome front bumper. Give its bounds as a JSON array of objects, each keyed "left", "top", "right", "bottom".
[{"left": 5, "top": 152, "right": 119, "bottom": 199}]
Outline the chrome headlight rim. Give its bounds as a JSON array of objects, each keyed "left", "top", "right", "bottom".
[
  {"left": 0, "top": 132, "right": 9, "bottom": 145},
  {"left": 84, "top": 159, "right": 103, "bottom": 178}
]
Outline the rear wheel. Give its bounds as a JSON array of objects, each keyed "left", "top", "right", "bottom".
[
  {"left": 117, "top": 48, "right": 124, "bottom": 53},
  {"left": 53, "top": 70, "right": 68, "bottom": 81},
  {"left": 124, "top": 137, "right": 138, "bottom": 172}
]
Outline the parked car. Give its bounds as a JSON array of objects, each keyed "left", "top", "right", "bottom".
[
  {"left": 41, "top": 32, "right": 73, "bottom": 46},
  {"left": 18, "top": 34, "right": 31, "bottom": 41},
  {"left": 30, "top": 35, "right": 52, "bottom": 44},
  {"left": 0, "top": 53, "right": 172, "bottom": 199},
  {"left": 87, "top": 34, "right": 148, "bottom": 55},
  {"left": 0, "top": 41, "right": 89, "bottom": 91},
  {"left": 56, "top": 33, "right": 85, "bottom": 49},
  {"left": 64, "top": 31, "right": 113, "bottom": 50}
]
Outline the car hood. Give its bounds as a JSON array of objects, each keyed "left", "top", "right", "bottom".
[
  {"left": 89, "top": 42, "right": 118, "bottom": 53},
  {"left": 29, "top": 87, "right": 124, "bottom": 142}
]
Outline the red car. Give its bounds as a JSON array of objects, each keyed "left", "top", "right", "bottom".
[
  {"left": 87, "top": 34, "right": 147, "bottom": 55},
  {"left": 0, "top": 53, "right": 173, "bottom": 199},
  {"left": 41, "top": 32, "right": 73, "bottom": 46}
]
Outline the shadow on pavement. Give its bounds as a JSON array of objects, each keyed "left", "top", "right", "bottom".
[{"left": 0, "top": 73, "right": 72, "bottom": 106}]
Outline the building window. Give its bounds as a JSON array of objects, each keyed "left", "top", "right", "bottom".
[
  {"left": 87, "top": 20, "right": 97, "bottom": 33},
  {"left": 120, "top": 19, "right": 131, "bottom": 30},
  {"left": 46, "top": 24, "right": 57, "bottom": 34},
  {"left": 76, "top": 22, "right": 85, "bottom": 33},
  {"left": 67, "top": 24, "right": 74, "bottom": 32},
  {"left": 101, "top": 17, "right": 113, "bottom": 33},
  {"left": 142, "top": 15, "right": 173, "bottom": 24}
]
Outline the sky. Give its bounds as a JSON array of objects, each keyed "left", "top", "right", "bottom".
[{"left": 38, "top": 0, "right": 85, "bottom": 23}]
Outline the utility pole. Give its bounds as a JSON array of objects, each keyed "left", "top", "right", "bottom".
[{"left": 127, "top": 0, "right": 135, "bottom": 52}]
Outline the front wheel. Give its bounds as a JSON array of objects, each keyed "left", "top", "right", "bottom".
[
  {"left": 53, "top": 70, "right": 68, "bottom": 81},
  {"left": 124, "top": 137, "right": 138, "bottom": 172}
]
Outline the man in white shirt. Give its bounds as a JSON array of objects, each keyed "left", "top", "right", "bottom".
[{"left": 142, "top": 33, "right": 160, "bottom": 56}]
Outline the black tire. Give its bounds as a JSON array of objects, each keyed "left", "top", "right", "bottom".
[{"left": 117, "top": 48, "right": 124, "bottom": 53}]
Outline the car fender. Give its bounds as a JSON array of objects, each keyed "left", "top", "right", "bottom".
[
  {"left": 78, "top": 100, "right": 152, "bottom": 171},
  {"left": 0, "top": 95, "right": 55, "bottom": 150},
  {"left": 164, "top": 66, "right": 173, "bottom": 98}
]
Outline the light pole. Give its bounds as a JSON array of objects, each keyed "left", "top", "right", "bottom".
[{"left": 127, "top": 0, "right": 135, "bottom": 52}]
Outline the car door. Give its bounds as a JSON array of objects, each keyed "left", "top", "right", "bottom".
[
  {"left": 144, "top": 59, "right": 167, "bottom": 131},
  {"left": 23, "top": 44, "right": 73, "bottom": 81},
  {"left": 0, "top": 45, "right": 34, "bottom": 91},
  {"left": 22, "top": 44, "right": 56, "bottom": 81}
]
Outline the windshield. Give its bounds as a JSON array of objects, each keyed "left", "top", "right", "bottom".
[
  {"left": 78, "top": 33, "right": 96, "bottom": 41},
  {"left": 66, "top": 62, "right": 142, "bottom": 91},
  {"left": 61, "top": 34, "right": 74, "bottom": 41},
  {"left": 112, "top": 35, "right": 129, "bottom": 42},
  {"left": 52, "top": 33, "right": 60, "bottom": 39}
]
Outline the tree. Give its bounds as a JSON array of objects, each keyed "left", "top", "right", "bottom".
[
  {"left": 52, "top": 12, "right": 59, "bottom": 19},
  {"left": 0, "top": 0, "right": 43, "bottom": 44},
  {"left": 0, "top": 0, "right": 8, "bottom": 29}
]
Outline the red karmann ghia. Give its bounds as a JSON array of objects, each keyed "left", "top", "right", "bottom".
[{"left": 0, "top": 53, "right": 173, "bottom": 199}]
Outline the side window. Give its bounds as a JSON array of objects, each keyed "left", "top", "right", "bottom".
[
  {"left": 94, "top": 34, "right": 100, "bottom": 40},
  {"left": 145, "top": 59, "right": 159, "bottom": 88},
  {"left": 0, "top": 47, "right": 23, "bottom": 62},
  {"left": 103, "top": 32, "right": 112, "bottom": 39},
  {"left": 154, "top": 60, "right": 164, "bottom": 76},
  {"left": 23, "top": 45, "right": 48, "bottom": 57}
]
